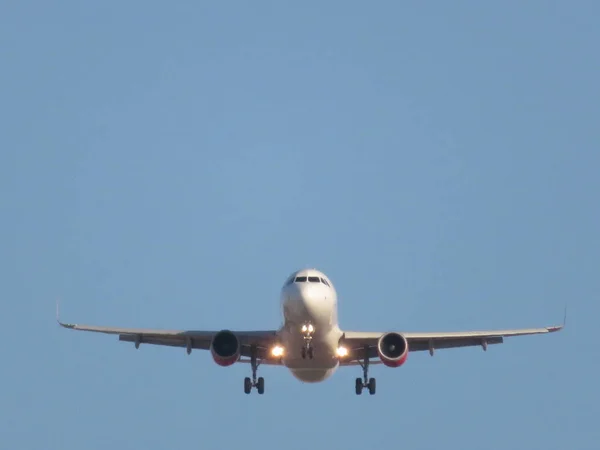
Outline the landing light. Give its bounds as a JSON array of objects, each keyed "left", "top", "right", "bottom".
[
  {"left": 301, "top": 324, "right": 315, "bottom": 333},
  {"left": 336, "top": 346, "right": 348, "bottom": 357},
  {"left": 271, "top": 345, "right": 284, "bottom": 357}
]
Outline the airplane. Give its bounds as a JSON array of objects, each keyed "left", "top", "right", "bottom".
[{"left": 57, "top": 268, "right": 564, "bottom": 395}]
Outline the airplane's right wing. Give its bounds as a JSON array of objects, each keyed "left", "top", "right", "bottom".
[{"left": 57, "top": 305, "right": 280, "bottom": 361}]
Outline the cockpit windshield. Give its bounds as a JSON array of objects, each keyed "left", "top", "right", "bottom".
[{"left": 291, "top": 275, "right": 330, "bottom": 286}]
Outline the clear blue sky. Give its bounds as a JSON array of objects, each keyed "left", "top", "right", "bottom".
[{"left": 1, "top": 2, "right": 598, "bottom": 449}]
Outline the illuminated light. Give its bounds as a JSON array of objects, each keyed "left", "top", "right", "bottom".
[
  {"left": 271, "top": 345, "right": 284, "bottom": 357},
  {"left": 301, "top": 325, "right": 308, "bottom": 332},
  {"left": 336, "top": 346, "right": 348, "bottom": 357},
  {"left": 307, "top": 324, "right": 314, "bottom": 333}
]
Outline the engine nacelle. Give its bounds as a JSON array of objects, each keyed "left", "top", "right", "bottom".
[
  {"left": 210, "top": 330, "right": 241, "bottom": 366},
  {"left": 377, "top": 332, "right": 409, "bottom": 367}
]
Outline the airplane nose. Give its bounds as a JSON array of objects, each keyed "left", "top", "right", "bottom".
[{"left": 297, "top": 284, "right": 326, "bottom": 315}]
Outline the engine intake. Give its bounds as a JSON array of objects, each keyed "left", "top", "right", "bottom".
[
  {"left": 210, "top": 330, "right": 241, "bottom": 366},
  {"left": 377, "top": 332, "right": 409, "bottom": 367}
]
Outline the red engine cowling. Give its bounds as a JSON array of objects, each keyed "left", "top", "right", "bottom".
[
  {"left": 377, "top": 332, "right": 409, "bottom": 367},
  {"left": 210, "top": 330, "right": 241, "bottom": 366}
]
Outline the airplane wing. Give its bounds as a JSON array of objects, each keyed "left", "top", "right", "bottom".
[
  {"left": 57, "top": 306, "right": 279, "bottom": 360},
  {"left": 338, "top": 315, "right": 565, "bottom": 362}
]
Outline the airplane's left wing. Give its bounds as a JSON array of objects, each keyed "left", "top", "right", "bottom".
[
  {"left": 338, "top": 316, "right": 565, "bottom": 365},
  {"left": 57, "top": 309, "right": 279, "bottom": 360}
]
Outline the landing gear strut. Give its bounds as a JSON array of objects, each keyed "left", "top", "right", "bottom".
[
  {"left": 244, "top": 345, "right": 265, "bottom": 395},
  {"left": 301, "top": 344, "right": 314, "bottom": 359},
  {"left": 301, "top": 322, "right": 315, "bottom": 359},
  {"left": 355, "top": 345, "right": 376, "bottom": 395}
]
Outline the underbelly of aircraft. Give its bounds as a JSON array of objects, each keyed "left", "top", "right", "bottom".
[
  {"left": 279, "top": 297, "right": 343, "bottom": 383},
  {"left": 281, "top": 336, "right": 340, "bottom": 383},
  {"left": 289, "top": 367, "right": 337, "bottom": 383}
]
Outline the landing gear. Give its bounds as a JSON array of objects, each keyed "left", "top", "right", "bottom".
[
  {"left": 301, "top": 322, "right": 315, "bottom": 359},
  {"left": 368, "top": 377, "right": 376, "bottom": 395},
  {"left": 244, "top": 345, "right": 265, "bottom": 395},
  {"left": 244, "top": 376, "right": 264, "bottom": 394},
  {"left": 355, "top": 345, "right": 376, "bottom": 395},
  {"left": 301, "top": 346, "right": 314, "bottom": 360},
  {"left": 256, "top": 376, "right": 265, "bottom": 394},
  {"left": 355, "top": 377, "right": 363, "bottom": 395}
]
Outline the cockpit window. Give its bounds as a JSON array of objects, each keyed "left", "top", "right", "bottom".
[
  {"left": 295, "top": 276, "right": 307, "bottom": 282},
  {"left": 285, "top": 276, "right": 295, "bottom": 286},
  {"left": 321, "top": 278, "right": 330, "bottom": 286},
  {"left": 308, "top": 276, "right": 320, "bottom": 283}
]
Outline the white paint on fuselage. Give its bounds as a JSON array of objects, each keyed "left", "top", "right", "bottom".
[{"left": 278, "top": 269, "right": 344, "bottom": 383}]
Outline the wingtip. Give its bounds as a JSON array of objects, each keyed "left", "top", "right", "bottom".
[
  {"left": 546, "top": 306, "right": 567, "bottom": 333},
  {"left": 56, "top": 298, "right": 74, "bottom": 329}
]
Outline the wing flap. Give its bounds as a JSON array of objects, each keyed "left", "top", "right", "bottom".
[
  {"left": 408, "top": 336, "right": 503, "bottom": 352},
  {"left": 340, "top": 318, "right": 563, "bottom": 359},
  {"left": 118, "top": 334, "right": 212, "bottom": 350},
  {"left": 403, "top": 325, "right": 562, "bottom": 340},
  {"left": 58, "top": 312, "right": 278, "bottom": 351}
]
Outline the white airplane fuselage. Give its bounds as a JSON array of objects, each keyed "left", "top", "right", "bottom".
[{"left": 278, "top": 269, "right": 344, "bottom": 383}]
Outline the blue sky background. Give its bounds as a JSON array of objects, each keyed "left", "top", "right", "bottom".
[{"left": 1, "top": 1, "right": 598, "bottom": 449}]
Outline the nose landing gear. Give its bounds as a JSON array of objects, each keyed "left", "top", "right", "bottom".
[
  {"left": 244, "top": 345, "right": 265, "bottom": 394},
  {"left": 355, "top": 345, "right": 376, "bottom": 395},
  {"left": 301, "top": 346, "right": 314, "bottom": 359},
  {"left": 300, "top": 322, "right": 315, "bottom": 359}
]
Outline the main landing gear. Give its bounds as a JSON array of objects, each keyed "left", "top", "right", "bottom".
[
  {"left": 355, "top": 345, "right": 376, "bottom": 395},
  {"left": 300, "top": 322, "right": 315, "bottom": 359},
  {"left": 244, "top": 345, "right": 265, "bottom": 395}
]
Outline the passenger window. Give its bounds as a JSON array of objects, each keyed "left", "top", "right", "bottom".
[
  {"left": 321, "top": 278, "right": 330, "bottom": 286},
  {"left": 308, "top": 276, "right": 320, "bottom": 283},
  {"left": 295, "top": 276, "right": 307, "bottom": 282}
]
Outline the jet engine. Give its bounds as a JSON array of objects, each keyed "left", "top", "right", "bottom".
[
  {"left": 377, "top": 332, "right": 409, "bottom": 367},
  {"left": 210, "top": 330, "right": 241, "bottom": 366}
]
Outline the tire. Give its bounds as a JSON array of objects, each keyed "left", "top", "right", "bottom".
[
  {"left": 244, "top": 377, "right": 252, "bottom": 394},
  {"left": 355, "top": 378, "right": 363, "bottom": 395},
  {"left": 257, "top": 377, "right": 265, "bottom": 395},
  {"left": 368, "top": 377, "right": 376, "bottom": 395}
]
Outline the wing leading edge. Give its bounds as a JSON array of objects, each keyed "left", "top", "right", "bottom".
[
  {"left": 339, "top": 311, "right": 565, "bottom": 362},
  {"left": 56, "top": 302, "right": 279, "bottom": 358}
]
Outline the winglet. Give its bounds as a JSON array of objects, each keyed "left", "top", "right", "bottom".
[
  {"left": 56, "top": 298, "right": 75, "bottom": 329},
  {"left": 547, "top": 305, "right": 567, "bottom": 333}
]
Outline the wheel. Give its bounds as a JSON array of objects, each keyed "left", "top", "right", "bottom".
[
  {"left": 257, "top": 377, "right": 265, "bottom": 395},
  {"left": 355, "top": 378, "right": 363, "bottom": 395},
  {"left": 368, "top": 377, "right": 376, "bottom": 395},
  {"left": 301, "top": 348, "right": 306, "bottom": 359},
  {"left": 307, "top": 347, "right": 314, "bottom": 359},
  {"left": 244, "top": 377, "right": 252, "bottom": 394}
]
